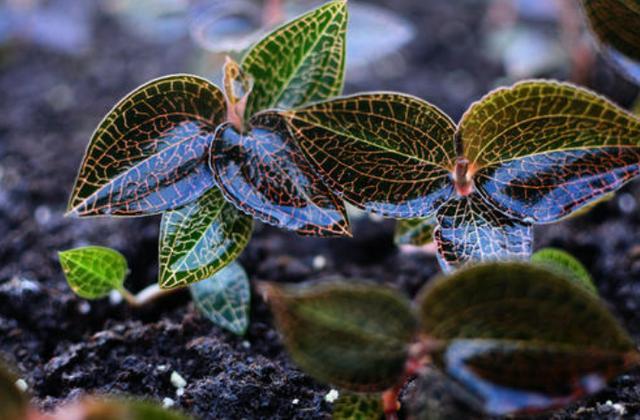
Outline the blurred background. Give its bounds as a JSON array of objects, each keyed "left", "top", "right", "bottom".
[{"left": 1, "top": 0, "right": 640, "bottom": 417}]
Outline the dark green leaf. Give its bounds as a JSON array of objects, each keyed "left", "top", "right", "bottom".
[
  {"left": 394, "top": 218, "right": 434, "bottom": 247},
  {"left": 261, "top": 280, "right": 416, "bottom": 391},
  {"left": 582, "top": 0, "right": 640, "bottom": 61},
  {"left": 458, "top": 80, "right": 640, "bottom": 224},
  {"left": 190, "top": 262, "right": 250, "bottom": 335},
  {"left": 0, "top": 364, "right": 27, "bottom": 420},
  {"left": 418, "top": 262, "right": 638, "bottom": 415},
  {"left": 434, "top": 194, "right": 532, "bottom": 272},
  {"left": 210, "top": 112, "right": 350, "bottom": 237},
  {"left": 68, "top": 75, "right": 226, "bottom": 217},
  {"left": 59, "top": 246, "right": 128, "bottom": 299},
  {"left": 159, "top": 188, "right": 253, "bottom": 290},
  {"left": 282, "top": 93, "right": 456, "bottom": 218},
  {"left": 531, "top": 248, "right": 597, "bottom": 294},
  {"left": 332, "top": 392, "right": 383, "bottom": 420},
  {"left": 242, "top": 0, "right": 347, "bottom": 117}
]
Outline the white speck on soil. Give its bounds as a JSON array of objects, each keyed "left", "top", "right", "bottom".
[
  {"left": 34, "top": 205, "right": 51, "bottom": 226},
  {"left": 156, "top": 364, "right": 168, "bottom": 372},
  {"left": 162, "top": 397, "right": 175, "bottom": 408},
  {"left": 176, "top": 388, "right": 185, "bottom": 397},
  {"left": 324, "top": 389, "right": 339, "bottom": 403},
  {"left": 242, "top": 340, "right": 251, "bottom": 349},
  {"left": 109, "top": 290, "right": 123, "bottom": 305},
  {"left": 605, "top": 400, "right": 626, "bottom": 415},
  {"left": 77, "top": 301, "right": 91, "bottom": 314},
  {"left": 15, "top": 378, "right": 27, "bottom": 392},
  {"left": 171, "top": 371, "right": 187, "bottom": 389},
  {"left": 292, "top": 398, "right": 299, "bottom": 405},
  {"left": 312, "top": 255, "right": 327, "bottom": 270}
]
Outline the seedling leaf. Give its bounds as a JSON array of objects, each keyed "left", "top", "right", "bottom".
[
  {"left": 418, "top": 262, "right": 638, "bottom": 415},
  {"left": 159, "top": 188, "right": 253, "bottom": 290},
  {"left": 58, "top": 246, "right": 128, "bottom": 299},
  {"left": 332, "top": 392, "right": 383, "bottom": 420},
  {"left": 242, "top": 0, "right": 347, "bottom": 117},
  {"left": 394, "top": 218, "right": 434, "bottom": 246},
  {"left": 282, "top": 93, "right": 456, "bottom": 218},
  {"left": 434, "top": 194, "right": 532, "bottom": 271},
  {"left": 190, "top": 262, "right": 250, "bottom": 335},
  {"left": 0, "top": 364, "right": 28, "bottom": 420},
  {"left": 458, "top": 81, "right": 640, "bottom": 223},
  {"left": 261, "top": 280, "right": 416, "bottom": 391},
  {"left": 210, "top": 112, "right": 350, "bottom": 237},
  {"left": 68, "top": 75, "right": 226, "bottom": 217},
  {"left": 531, "top": 248, "right": 597, "bottom": 294}
]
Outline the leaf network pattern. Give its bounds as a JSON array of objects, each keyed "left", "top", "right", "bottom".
[{"left": 284, "top": 81, "right": 640, "bottom": 271}]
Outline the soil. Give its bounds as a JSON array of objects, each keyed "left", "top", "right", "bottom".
[{"left": 1, "top": 0, "right": 640, "bottom": 419}]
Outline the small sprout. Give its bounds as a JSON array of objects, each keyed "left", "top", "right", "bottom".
[
  {"left": 170, "top": 371, "right": 187, "bottom": 389},
  {"left": 332, "top": 392, "right": 383, "bottom": 420},
  {"left": 264, "top": 262, "right": 640, "bottom": 418}
]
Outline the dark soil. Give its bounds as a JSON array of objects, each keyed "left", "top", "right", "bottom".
[{"left": 1, "top": 0, "right": 640, "bottom": 419}]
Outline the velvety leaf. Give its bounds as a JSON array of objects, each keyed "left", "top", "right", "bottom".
[
  {"left": 282, "top": 93, "right": 457, "bottom": 218},
  {"left": 531, "top": 248, "right": 597, "bottom": 294},
  {"left": 189, "top": 262, "right": 250, "bottom": 335},
  {"left": 418, "top": 262, "right": 638, "bottom": 415},
  {"left": 210, "top": 112, "right": 350, "bottom": 237},
  {"left": 242, "top": 0, "right": 347, "bottom": 117},
  {"left": 437, "top": 339, "right": 639, "bottom": 416},
  {"left": 159, "top": 188, "right": 253, "bottom": 290},
  {"left": 457, "top": 80, "right": 640, "bottom": 223},
  {"left": 394, "top": 218, "right": 434, "bottom": 246},
  {"left": 260, "top": 280, "right": 416, "bottom": 391},
  {"left": 332, "top": 393, "right": 383, "bottom": 420},
  {"left": 582, "top": 0, "right": 640, "bottom": 61},
  {"left": 0, "top": 364, "right": 27, "bottom": 420},
  {"left": 433, "top": 194, "right": 532, "bottom": 272},
  {"left": 68, "top": 75, "right": 226, "bottom": 217},
  {"left": 58, "top": 246, "right": 128, "bottom": 299}
]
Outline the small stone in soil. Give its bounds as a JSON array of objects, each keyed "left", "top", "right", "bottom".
[
  {"left": 170, "top": 371, "right": 187, "bottom": 389},
  {"left": 15, "top": 378, "right": 28, "bottom": 392},
  {"left": 324, "top": 389, "right": 339, "bottom": 403},
  {"left": 162, "top": 397, "right": 175, "bottom": 408}
]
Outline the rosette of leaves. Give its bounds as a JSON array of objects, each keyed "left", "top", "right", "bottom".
[
  {"left": 260, "top": 262, "right": 640, "bottom": 418},
  {"left": 64, "top": 1, "right": 349, "bottom": 333},
  {"left": 279, "top": 81, "right": 640, "bottom": 271},
  {"left": 581, "top": 0, "right": 640, "bottom": 83}
]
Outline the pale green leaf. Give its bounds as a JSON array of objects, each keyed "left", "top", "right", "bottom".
[{"left": 58, "top": 246, "right": 128, "bottom": 299}]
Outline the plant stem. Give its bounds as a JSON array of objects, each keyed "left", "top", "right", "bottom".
[{"left": 118, "top": 284, "right": 177, "bottom": 308}]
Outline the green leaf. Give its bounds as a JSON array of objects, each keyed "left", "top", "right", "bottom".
[
  {"left": 0, "top": 364, "right": 28, "bottom": 420},
  {"left": 458, "top": 80, "right": 640, "bottom": 223},
  {"left": 159, "top": 188, "right": 253, "bottom": 290},
  {"left": 57, "top": 398, "right": 191, "bottom": 420},
  {"left": 261, "top": 280, "right": 416, "bottom": 391},
  {"left": 332, "top": 392, "right": 383, "bottom": 420},
  {"left": 417, "top": 262, "right": 638, "bottom": 415},
  {"left": 282, "top": 93, "right": 457, "bottom": 218},
  {"left": 531, "top": 248, "right": 597, "bottom": 294},
  {"left": 394, "top": 218, "right": 434, "bottom": 247},
  {"left": 58, "top": 246, "right": 128, "bottom": 299},
  {"left": 190, "top": 262, "right": 250, "bottom": 335},
  {"left": 242, "top": 0, "right": 348, "bottom": 117},
  {"left": 210, "top": 112, "right": 350, "bottom": 237},
  {"left": 434, "top": 193, "right": 532, "bottom": 272},
  {"left": 68, "top": 75, "right": 226, "bottom": 217},
  {"left": 582, "top": 0, "right": 640, "bottom": 61}
]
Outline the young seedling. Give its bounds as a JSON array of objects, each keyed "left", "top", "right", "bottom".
[
  {"left": 279, "top": 80, "right": 640, "bottom": 271},
  {"left": 63, "top": 1, "right": 349, "bottom": 332},
  {"left": 0, "top": 361, "right": 189, "bottom": 420},
  {"left": 260, "top": 262, "right": 640, "bottom": 418}
]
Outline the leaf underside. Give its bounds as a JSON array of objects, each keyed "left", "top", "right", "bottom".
[
  {"left": 458, "top": 81, "right": 640, "bottom": 224},
  {"left": 394, "top": 218, "right": 435, "bottom": 247},
  {"left": 68, "top": 75, "right": 226, "bottom": 217},
  {"left": 263, "top": 280, "right": 416, "bottom": 392},
  {"left": 582, "top": 0, "right": 640, "bottom": 61},
  {"left": 434, "top": 194, "right": 532, "bottom": 272},
  {"left": 242, "top": 0, "right": 347, "bottom": 117},
  {"left": 159, "top": 187, "right": 253, "bottom": 290},
  {"left": 418, "top": 262, "right": 637, "bottom": 415},
  {"left": 58, "top": 246, "right": 128, "bottom": 299},
  {"left": 332, "top": 392, "right": 383, "bottom": 420},
  {"left": 283, "top": 93, "right": 456, "bottom": 218},
  {"left": 210, "top": 112, "right": 350, "bottom": 237},
  {"left": 190, "top": 262, "right": 250, "bottom": 335}
]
